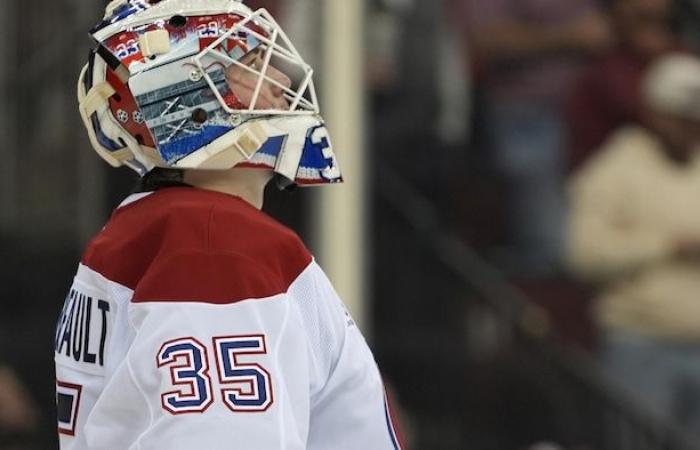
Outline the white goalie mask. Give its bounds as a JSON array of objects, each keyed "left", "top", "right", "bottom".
[{"left": 78, "top": 0, "right": 342, "bottom": 186}]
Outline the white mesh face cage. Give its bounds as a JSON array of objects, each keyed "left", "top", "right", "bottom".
[{"left": 194, "top": 8, "right": 320, "bottom": 117}]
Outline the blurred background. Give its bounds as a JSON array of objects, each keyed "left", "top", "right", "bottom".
[{"left": 1, "top": 0, "right": 700, "bottom": 448}]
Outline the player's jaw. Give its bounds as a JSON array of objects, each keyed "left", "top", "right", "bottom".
[{"left": 225, "top": 49, "right": 292, "bottom": 111}]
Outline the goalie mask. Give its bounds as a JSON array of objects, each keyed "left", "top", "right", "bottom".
[{"left": 78, "top": 0, "right": 342, "bottom": 186}]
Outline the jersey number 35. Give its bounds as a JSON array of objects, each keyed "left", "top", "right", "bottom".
[{"left": 157, "top": 334, "right": 273, "bottom": 415}]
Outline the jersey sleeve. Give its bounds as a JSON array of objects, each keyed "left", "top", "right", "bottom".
[
  {"left": 288, "top": 262, "right": 403, "bottom": 450},
  {"left": 76, "top": 250, "right": 313, "bottom": 450}
]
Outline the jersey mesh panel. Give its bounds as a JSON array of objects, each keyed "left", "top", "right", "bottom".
[{"left": 290, "top": 265, "right": 338, "bottom": 395}]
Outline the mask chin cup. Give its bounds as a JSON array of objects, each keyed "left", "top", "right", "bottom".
[{"left": 264, "top": 115, "right": 322, "bottom": 181}]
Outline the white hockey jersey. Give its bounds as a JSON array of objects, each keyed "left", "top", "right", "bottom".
[{"left": 54, "top": 187, "right": 403, "bottom": 450}]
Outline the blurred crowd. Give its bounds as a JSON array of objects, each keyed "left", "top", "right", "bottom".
[
  {"left": 456, "top": 0, "right": 698, "bottom": 273},
  {"left": 368, "top": 0, "right": 700, "bottom": 446},
  {"left": 452, "top": 0, "right": 700, "bottom": 442}
]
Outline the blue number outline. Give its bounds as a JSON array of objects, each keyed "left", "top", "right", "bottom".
[
  {"left": 156, "top": 337, "right": 214, "bottom": 414},
  {"left": 212, "top": 335, "right": 274, "bottom": 412}
]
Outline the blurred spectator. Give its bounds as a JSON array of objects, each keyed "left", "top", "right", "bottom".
[
  {"left": 567, "top": 0, "right": 683, "bottom": 172},
  {"left": 461, "top": 0, "right": 614, "bottom": 275},
  {"left": 567, "top": 54, "right": 700, "bottom": 433}
]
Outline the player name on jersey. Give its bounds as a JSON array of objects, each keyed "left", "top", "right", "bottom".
[{"left": 55, "top": 288, "right": 110, "bottom": 367}]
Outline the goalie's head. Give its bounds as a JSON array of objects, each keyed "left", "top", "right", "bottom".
[{"left": 78, "top": 0, "right": 342, "bottom": 187}]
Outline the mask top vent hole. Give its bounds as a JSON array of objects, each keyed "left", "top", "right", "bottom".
[{"left": 168, "top": 15, "right": 187, "bottom": 28}]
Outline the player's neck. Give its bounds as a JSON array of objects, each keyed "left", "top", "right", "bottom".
[{"left": 183, "top": 168, "right": 273, "bottom": 210}]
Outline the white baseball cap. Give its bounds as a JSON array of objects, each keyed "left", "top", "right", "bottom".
[{"left": 643, "top": 53, "right": 700, "bottom": 121}]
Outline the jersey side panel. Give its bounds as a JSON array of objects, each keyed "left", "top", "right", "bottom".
[{"left": 288, "top": 262, "right": 402, "bottom": 450}]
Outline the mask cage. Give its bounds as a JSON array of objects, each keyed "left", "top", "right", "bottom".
[{"left": 193, "top": 8, "right": 319, "bottom": 116}]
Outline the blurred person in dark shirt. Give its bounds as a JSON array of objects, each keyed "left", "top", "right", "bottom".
[
  {"left": 460, "top": 0, "right": 614, "bottom": 275},
  {"left": 567, "top": 0, "right": 684, "bottom": 172}
]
